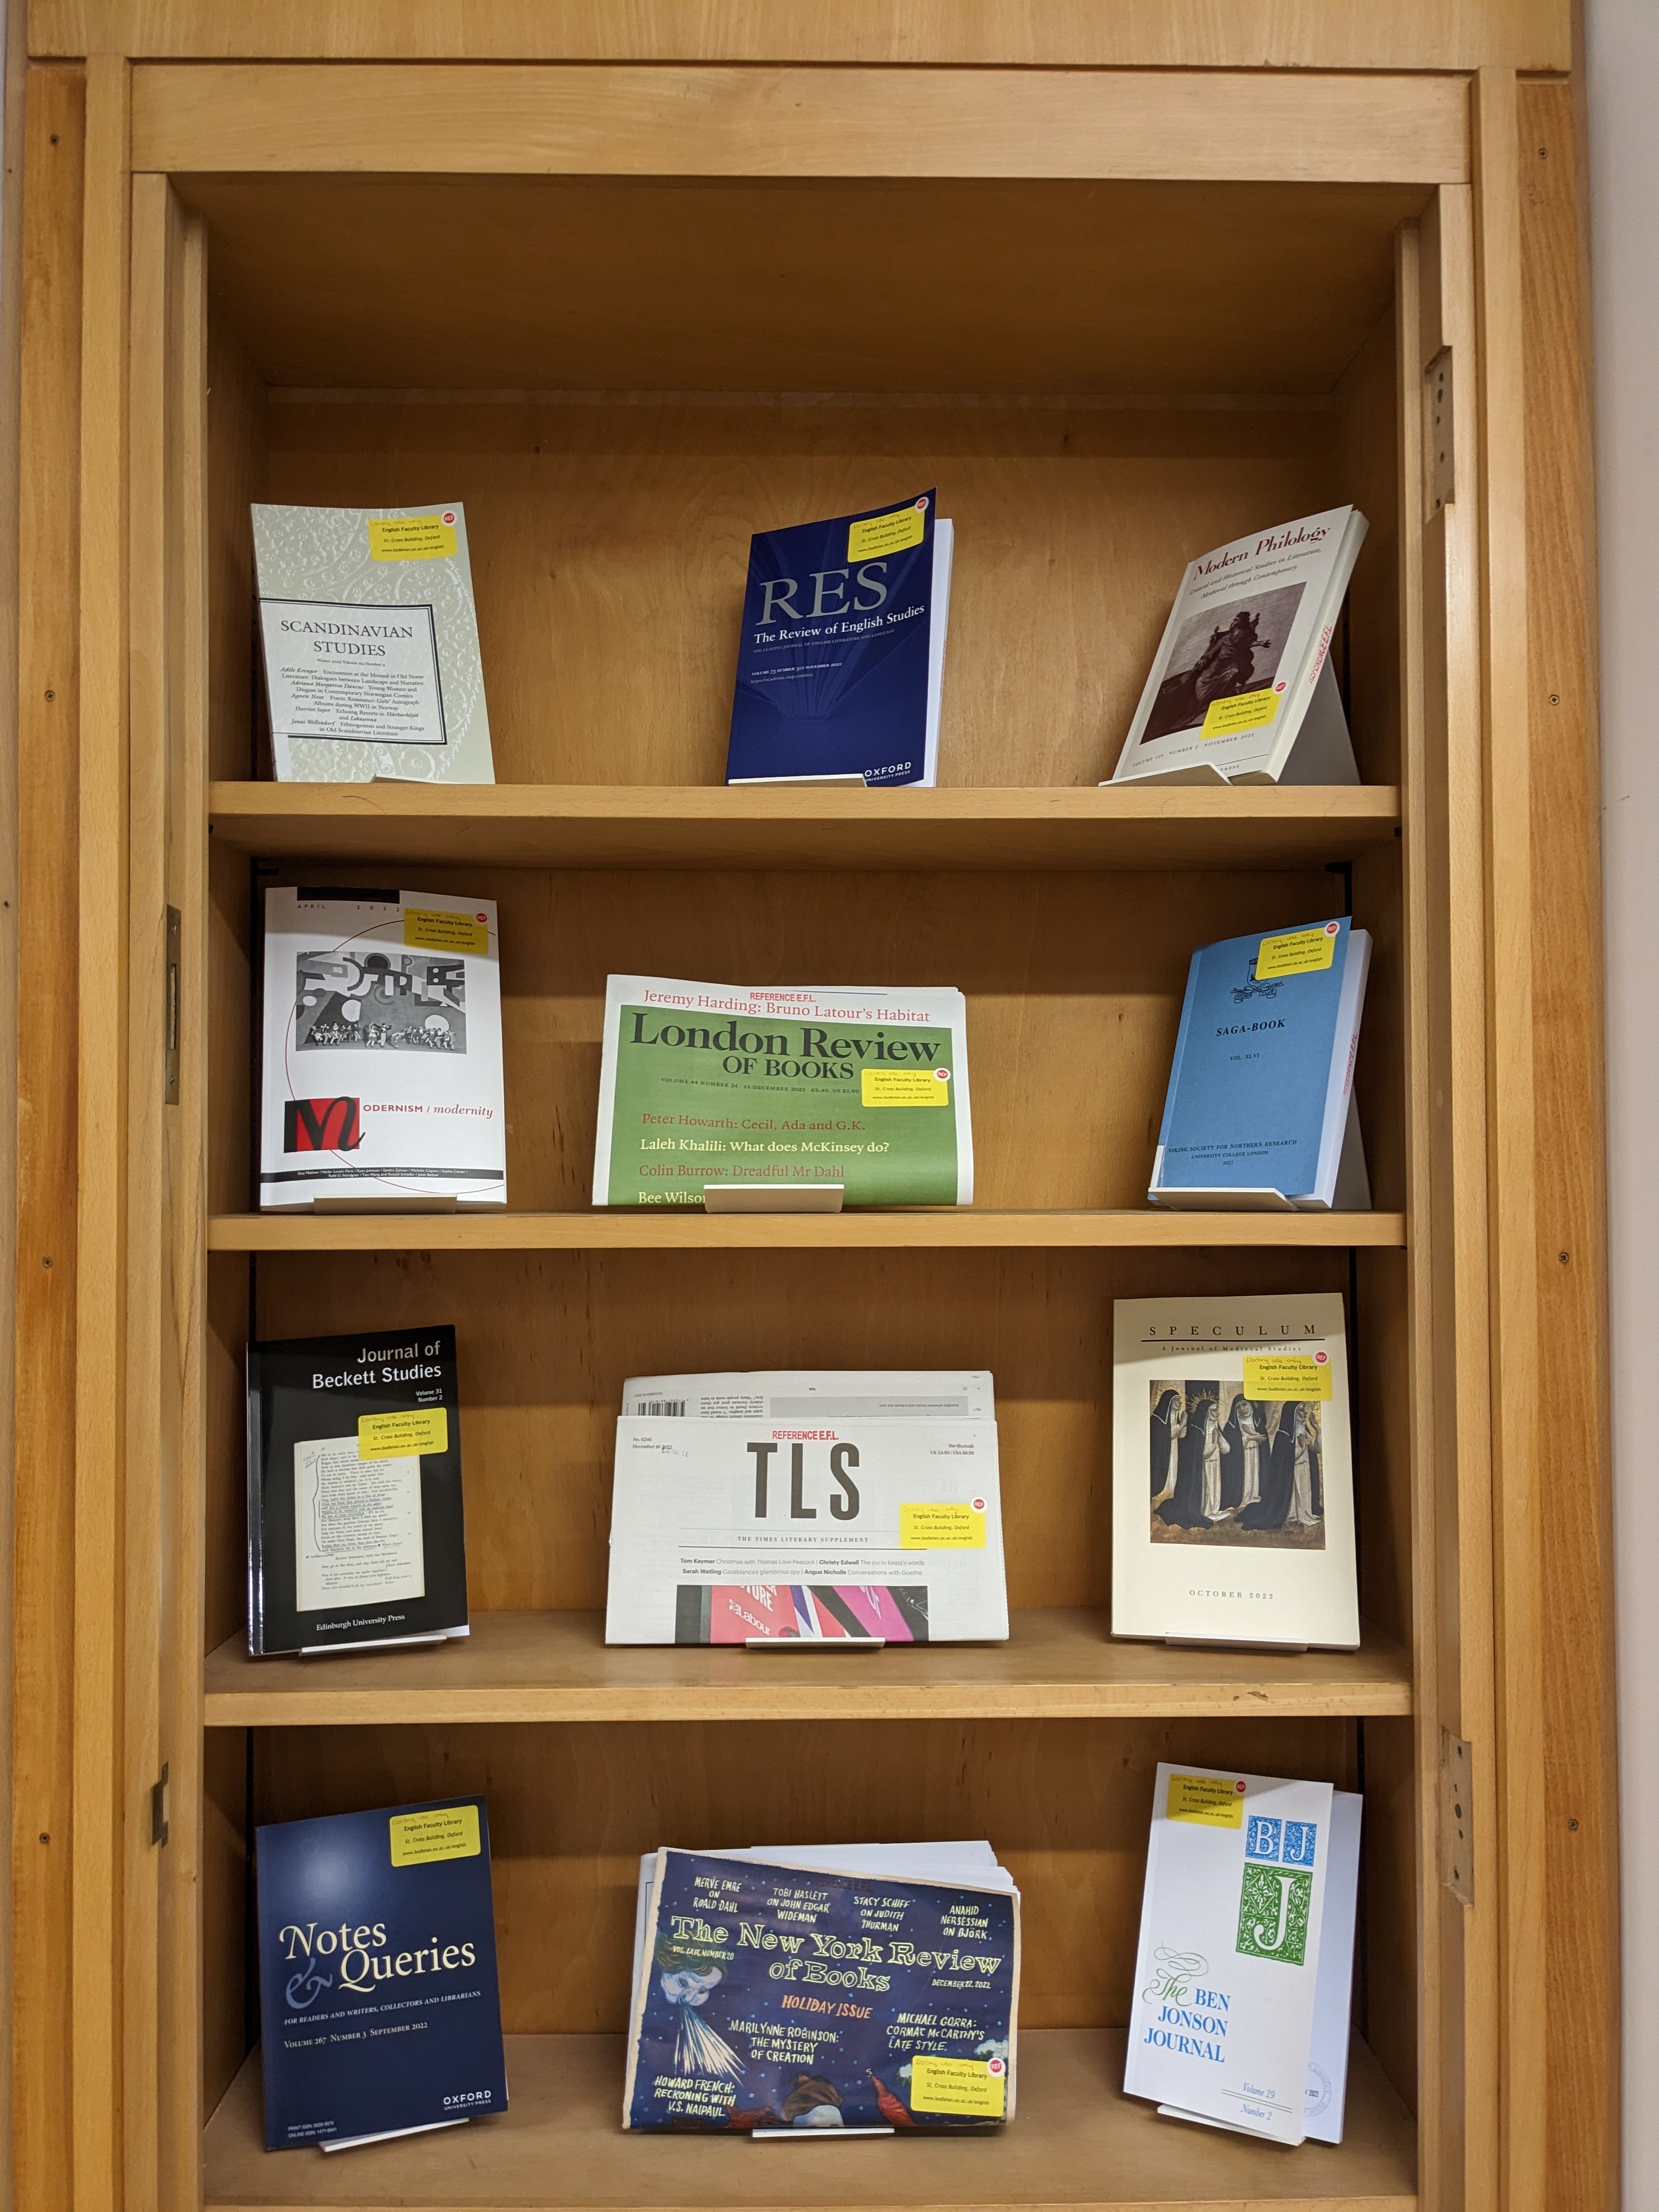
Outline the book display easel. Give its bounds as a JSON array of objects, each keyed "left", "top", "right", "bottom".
[{"left": 7, "top": 9, "right": 1615, "bottom": 2211}]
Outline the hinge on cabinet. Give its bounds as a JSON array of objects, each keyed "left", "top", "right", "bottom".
[
  {"left": 150, "top": 1763, "right": 170, "bottom": 1848},
  {"left": 1440, "top": 1731, "right": 1472, "bottom": 1905},
  {"left": 1423, "top": 346, "right": 1455, "bottom": 519},
  {"left": 163, "top": 905, "right": 180, "bottom": 1104}
]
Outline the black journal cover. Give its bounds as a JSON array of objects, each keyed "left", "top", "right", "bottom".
[{"left": 246, "top": 1324, "right": 467, "bottom": 1655}]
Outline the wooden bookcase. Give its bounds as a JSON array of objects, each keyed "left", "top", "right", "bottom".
[{"left": 8, "top": 10, "right": 1615, "bottom": 2212}]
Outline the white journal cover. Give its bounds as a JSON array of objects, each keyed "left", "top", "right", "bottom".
[
  {"left": 605, "top": 1416, "right": 1008, "bottom": 1645},
  {"left": 621, "top": 1370, "right": 995, "bottom": 1421},
  {"left": 1156, "top": 1786, "right": 1361, "bottom": 2145},
  {"left": 1125, "top": 1762, "right": 1335, "bottom": 2144},
  {"left": 1109, "top": 507, "right": 1367, "bottom": 787},
  {"left": 252, "top": 502, "right": 495, "bottom": 784},
  {"left": 259, "top": 887, "right": 506, "bottom": 1211},
  {"left": 1111, "top": 1295, "right": 1358, "bottom": 1650}
]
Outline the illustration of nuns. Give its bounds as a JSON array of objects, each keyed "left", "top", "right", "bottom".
[
  {"left": 1212, "top": 1398, "right": 1238, "bottom": 1522},
  {"left": 1237, "top": 1402, "right": 1295, "bottom": 1531},
  {"left": 1150, "top": 1389, "right": 1186, "bottom": 1507},
  {"left": 1231, "top": 1395, "right": 1268, "bottom": 1512},
  {"left": 1154, "top": 1385, "right": 1216, "bottom": 1529},
  {"left": 1285, "top": 1404, "right": 1324, "bottom": 1528}
]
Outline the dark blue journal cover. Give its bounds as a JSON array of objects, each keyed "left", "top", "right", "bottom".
[
  {"left": 624, "top": 1849, "right": 1018, "bottom": 2131},
  {"left": 726, "top": 491, "right": 945, "bottom": 786},
  {"left": 256, "top": 1796, "right": 507, "bottom": 2151}
]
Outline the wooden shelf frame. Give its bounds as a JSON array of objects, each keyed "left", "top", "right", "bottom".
[
  {"left": 204, "top": 1609, "right": 1413, "bottom": 1728},
  {"left": 207, "top": 781, "right": 1404, "bottom": 873},
  {"left": 208, "top": 1210, "right": 1408, "bottom": 1254},
  {"left": 201, "top": 2029, "right": 1418, "bottom": 2211},
  {"left": 7, "top": 24, "right": 1616, "bottom": 2212}
]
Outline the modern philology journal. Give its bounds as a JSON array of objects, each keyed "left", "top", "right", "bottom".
[
  {"left": 259, "top": 886, "right": 505, "bottom": 1210},
  {"left": 1109, "top": 506, "right": 1367, "bottom": 787},
  {"left": 725, "top": 490, "right": 953, "bottom": 787},
  {"left": 591, "top": 976, "right": 972, "bottom": 1206},
  {"left": 246, "top": 1326, "right": 468, "bottom": 1656},
  {"left": 623, "top": 1847, "right": 1017, "bottom": 2132},
  {"left": 253, "top": 503, "right": 495, "bottom": 783},
  {"left": 1111, "top": 1294, "right": 1358, "bottom": 1651},
  {"left": 256, "top": 1797, "right": 507, "bottom": 2152},
  {"left": 606, "top": 1372, "right": 1006, "bottom": 1645}
]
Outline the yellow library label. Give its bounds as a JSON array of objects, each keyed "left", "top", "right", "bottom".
[
  {"left": 1242, "top": 1353, "right": 1333, "bottom": 1402},
  {"left": 900, "top": 1502, "right": 986, "bottom": 1550},
  {"left": 861, "top": 1068, "right": 950, "bottom": 1107},
  {"left": 368, "top": 514, "right": 458, "bottom": 562},
  {"left": 847, "top": 503, "right": 926, "bottom": 562},
  {"left": 404, "top": 906, "right": 489, "bottom": 955},
  {"left": 1166, "top": 1771, "right": 1245, "bottom": 1828},
  {"left": 1200, "top": 685, "right": 1280, "bottom": 738},
  {"left": 909, "top": 2054, "right": 1007, "bottom": 2118},
  {"left": 389, "top": 1804, "right": 479, "bottom": 1869},
  {"left": 1255, "top": 921, "right": 1339, "bottom": 980},
  {"left": 359, "top": 1406, "right": 449, "bottom": 1460}
]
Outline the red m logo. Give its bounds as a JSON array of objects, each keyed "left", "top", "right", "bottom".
[{"left": 283, "top": 1097, "right": 362, "bottom": 1153}]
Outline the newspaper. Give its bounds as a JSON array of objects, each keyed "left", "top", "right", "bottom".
[{"left": 592, "top": 975, "right": 972, "bottom": 1206}]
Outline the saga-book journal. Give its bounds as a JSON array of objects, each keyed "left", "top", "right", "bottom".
[
  {"left": 1149, "top": 916, "right": 1370, "bottom": 1211},
  {"left": 259, "top": 886, "right": 505, "bottom": 1210},
  {"left": 623, "top": 1849, "right": 1018, "bottom": 2131},
  {"left": 256, "top": 1797, "right": 507, "bottom": 2152}
]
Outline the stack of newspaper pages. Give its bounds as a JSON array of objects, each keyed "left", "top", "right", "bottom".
[
  {"left": 625, "top": 1841, "right": 1018, "bottom": 2134},
  {"left": 605, "top": 1370, "right": 1008, "bottom": 1645}
]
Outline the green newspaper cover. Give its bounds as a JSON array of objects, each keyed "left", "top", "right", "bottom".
[{"left": 591, "top": 976, "right": 973, "bottom": 1207}]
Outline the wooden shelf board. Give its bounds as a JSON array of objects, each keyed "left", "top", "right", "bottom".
[
  {"left": 208, "top": 1209, "right": 1405, "bottom": 1254},
  {"left": 202, "top": 1608, "right": 1411, "bottom": 1727},
  {"left": 202, "top": 2027, "right": 1416, "bottom": 2209},
  {"left": 207, "top": 782, "right": 1402, "bottom": 873}
]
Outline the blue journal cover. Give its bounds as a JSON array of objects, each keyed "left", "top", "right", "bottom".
[
  {"left": 725, "top": 492, "right": 951, "bottom": 786},
  {"left": 256, "top": 1797, "right": 507, "bottom": 2151},
  {"left": 1151, "top": 917, "right": 1369, "bottom": 1205},
  {"left": 623, "top": 1849, "right": 1018, "bottom": 2131}
]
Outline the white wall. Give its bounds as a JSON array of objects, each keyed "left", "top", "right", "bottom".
[{"left": 1586, "top": 3, "right": 1659, "bottom": 2202}]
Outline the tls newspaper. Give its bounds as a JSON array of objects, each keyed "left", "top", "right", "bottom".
[{"left": 606, "top": 1374, "right": 1007, "bottom": 1644}]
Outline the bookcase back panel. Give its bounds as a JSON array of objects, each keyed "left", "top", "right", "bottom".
[
  {"left": 246, "top": 1714, "right": 1360, "bottom": 2037},
  {"left": 184, "top": 176, "right": 1426, "bottom": 398},
  {"left": 221, "top": 860, "right": 1393, "bottom": 1216},
  {"left": 172, "top": 149, "right": 1429, "bottom": 2183},
  {"left": 236, "top": 1244, "right": 1380, "bottom": 1620},
  {"left": 246, "top": 394, "right": 1385, "bottom": 792}
]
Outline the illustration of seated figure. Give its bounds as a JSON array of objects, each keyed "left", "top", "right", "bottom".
[{"left": 1191, "top": 610, "right": 1268, "bottom": 705}]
